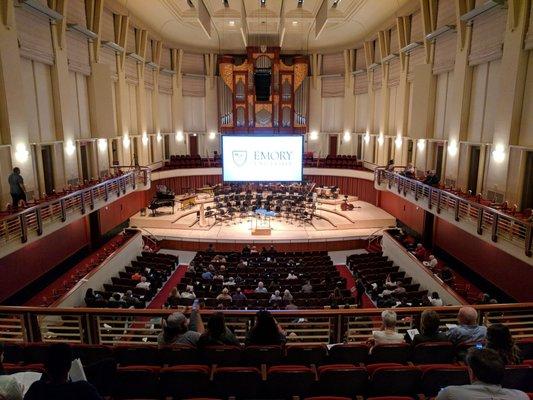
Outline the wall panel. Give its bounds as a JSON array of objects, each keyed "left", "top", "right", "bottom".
[
  {"left": 158, "top": 93, "right": 172, "bottom": 132},
  {"left": 321, "top": 97, "right": 343, "bottom": 132},
  {"left": 355, "top": 93, "right": 369, "bottom": 132},
  {"left": 183, "top": 96, "right": 206, "bottom": 132}
]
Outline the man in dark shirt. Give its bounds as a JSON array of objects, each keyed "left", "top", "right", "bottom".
[
  {"left": 8, "top": 167, "right": 26, "bottom": 210},
  {"left": 24, "top": 343, "right": 102, "bottom": 400}
]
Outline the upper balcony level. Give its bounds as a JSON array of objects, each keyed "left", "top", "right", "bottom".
[
  {"left": 374, "top": 168, "right": 533, "bottom": 265},
  {"left": 0, "top": 168, "right": 151, "bottom": 259}
]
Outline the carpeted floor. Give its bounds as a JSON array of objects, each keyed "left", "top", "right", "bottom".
[
  {"left": 147, "top": 265, "right": 187, "bottom": 309},
  {"left": 336, "top": 264, "right": 375, "bottom": 308}
]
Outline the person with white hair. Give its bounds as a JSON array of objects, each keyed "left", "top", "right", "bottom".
[
  {"left": 282, "top": 289, "right": 293, "bottom": 302},
  {"left": 223, "top": 277, "right": 236, "bottom": 287},
  {"left": 157, "top": 306, "right": 205, "bottom": 346},
  {"left": 255, "top": 281, "right": 268, "bottom": 293},
  {"left": 135, "top": 276, "right": 151, "bottom": 290},
  {"left": 216, "top": 288, "right": 232, "bottom": 302},
  {"left": 446, "top": 306, "right": 487, "bottom": 345},
  {"left": 371, "top": 309, "right": 405, "bottom": 345},
  {"left": 427, "top": 255, "right": 438, "bottom": 269},
  {"left": 181, "top": 286, "right": 196, "bottom": 299},
  {"left": 270, "top": 290, "right": 282, "bottom": 303}
]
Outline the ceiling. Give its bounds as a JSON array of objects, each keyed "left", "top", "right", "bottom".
[{"left": 118, "top": 0, "right": 417, "bottom": 53}]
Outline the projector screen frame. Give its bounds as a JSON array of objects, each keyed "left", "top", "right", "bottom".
[{"left": 221, "top": 133, "right": 304, "bottom": 183}]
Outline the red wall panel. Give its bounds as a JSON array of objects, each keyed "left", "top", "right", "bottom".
[
  {"left": 378, "top": 191, "right": 425, "bottom": 234},
  {"left": 434, "top": 219, "right": 533, "bottom": 302},
  {"left": 0, "top": 218, "right": 90, "bottom": 302},
  {"left": 98, "top": 191, "right": 145, "bottom": 235}
]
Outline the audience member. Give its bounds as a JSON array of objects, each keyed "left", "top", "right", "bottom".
[
  {"left": 286, "top": 271, "right": 297, "bottom": 280},
  {"left": 301, "top": 280, "right": 313, "bottom": 294},
  {"left": 181, "top": 286, "right": 196, "bottom": 299},
  {"left": 8, "top": 167, "right": 26, "bottom": 211},
  {"left": 355, "top": 276, "right": 366, "bottom": 308},
  {"left": 270, "top": 290, "right": 282, "bottom": 303},
  {"left": 201, "top": 269, "right": 213, "bottom": 281},
  {"left": 135, "top": 276, "right": 150, "bottom": 290},
  {"left": 423, "top": 170, "right": 440, "bottom": 187},
  {"left": 255, "top": 282, "right": 268, "bottom": 293},
  {"left": 232, "top": 288, "right": 247, "bottom": 302},
  {"left": 108, "top": 293, "right": 126, "bottom": 308},
  {"left": 166, "top": 287, "right": 181, "bottom": 307},
  {"left": 158, "top": 308, "right": 205, "bottom": 347},
  {"left": 427, "top": 254, "right": 438, "bottom": 269},
  {"left": 216, "top": 288, "right": 232, "bottom": 302},
  {"left": 122, "top": 290, "right": 141, "bottom": 308},
  {"left": 403, "top": 163, "right": 416, "bottom": 179},
  {"left": 131, "top": 271, "right": 142, "bottom": 281},
  {"left": 245, "top": 310, "right": 286, "bottom": 346},
  {"left": 436, "top": 348, "right": 528, "bottom": 400},
  {"left": 24, "top": 343, "right": 103, "bottom": 400},
  {"left": 486, "top": 323, "right": 523, "bottom": 365},
  {"left": 282, "top": 289, "right": 293, "bottom": 302},
  {"left": 197, "top": 312, "right": 240, "bottom": 349},
  {"left": 446, "top": 306, "right": 487, "bottom": 345},
  {"left": 223, "top": 277, "right": 236, "bottom": 287},
  {"left": 414, "top": 243, "right": 427, "bottom": 260},
  {"left": 410, "top": 310, "right": 448, "bottom": 346},
  {"left": 386, "top": 159, "right": 395, "bottom": 171},
  {"left": 429, "top": 291, "right": 443, "bottom": 307},
  {"left": 285, "top": 300, "right": 298, "bottom": 310},
  {"left": 371, "top": 310, "right": 405, "bottom": 345}
]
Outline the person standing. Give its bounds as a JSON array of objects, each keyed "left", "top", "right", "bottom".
[{"left": 8, "top": 167, "right": 26, "bottom": 211}]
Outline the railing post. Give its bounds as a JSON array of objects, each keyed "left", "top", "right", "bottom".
[
  {"left": 376, "top": 170, "right": 382, "bottom": 186},
  {"left": 60, "top": 199, "right": 67, "bottom": 222},
  {"left": 122, "top": 176, "right": 127, "bottom": 194},
  {"left": 491, "top": 213, "right": 499, "bottom": 242},
  {"left": 477, "top": 208, "right": 484, "bottom": 235},
  {"left": 143, "top": 169, "right": 148, "bottom": 186},
  {"left": 19, "top": 214, "right": 28, "bottom": 243},
  {"left": 454, "top": 200, "right": 460, "bottom": 221},
  {"left": 80, "top": 192, "right": 86, "bottom": 214},
  {"left": 525, "top": 224, "right": 532, "bottom": 257},
  {"left": 104, "top": 182, "right": 109, "bottom": 201},
  {"left": 428, "top": 187, "right": 432, "bottom": 210},
  {"left": 116, "top": 178, "right": 121, "bottom": 197},
  {"left": 35, "top": 208, "right": 43, "bottom": 235},
  {"left": 436, "top": 190, "right": 441, "bottom": 214},
  {"left": 414, "top": 183, "right": 419, "bottom": 201},
  {"left": 89, "top": 188, "right": 95, "bottom": 210}
]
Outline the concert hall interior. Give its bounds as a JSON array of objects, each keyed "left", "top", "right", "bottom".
[{"left": 0, "top": 0, "right": 533, "bottom": 399}]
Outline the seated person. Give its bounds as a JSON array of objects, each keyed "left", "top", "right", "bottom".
[
  {"left": 384, "top": 273, "right": 397, "bottom": 288},
  {"left": 380, "top": 282, "right": 405, "bottom": 297},
  {"left": 223, "top": 277, "right": 236, "bottom": 287},
  {"left": 436, "top": 348, "right": 528, "bottom": 400},
  {"left": 413, "top": 243, "right": 427, "bottom": 260},
  {"left": 282, "top": 289, "right": 293, "bottom": 302},
  {"left": 423, "top": 170, "right": 440, "bottom": 187},
  {"left": 301, "top": 280, "right": 313, "bottom": 294},
  {"left": 216, "top": 288, "right": 232, "bottom": 302},
  {"left": 286, "top": 271, "right": 298, "bottom": 280},
  {"left": 122, "top": 290, "right": 142, "bottom": 308},
  {"left": 486, "top": 323, "right": 523, "bottom": 365},
  {"left": 197, "top": 313, "right": 239, "bottom": 350},
  {"left": 201, "top": 269, "right": 213, "bottom": 281},
  {"left": 269, "top": 290, "right": 282, "bottom": 303},
  {"left": 370, "top": 310, "right": 405, "bottom": 346},
  {"left": 427, "top": 254, "right": 439, "bottom": 269},
  {"left": 409, "top": 310, "right": 448, "bottom": 345},
  {"left": 232, "top": 288, "right": 247, "bottom": 302},
  {"left": 24, "top": 343, "right": 103, "bottom": 400},
  {"left": 157, "top": 307, "right": 204, "bottom": 347},
  {"left": 108, "top": 293, "right": 127, "bottom": 308},
  {"left": 439, "top": 266, "right": 454, "bottom": 283},
  {"left": 135, "top": 276, "right": 151, "bottom": 290},
  {"left": 386, "top": 159, "right": 395, "bottom": 171},
  {"left": 181, "top": 286, "right": 196, "bottom": 300},
  {"left": 131, "top": 272, "right": 142, "bottom": 281},
  {"left": 403, "top": 163, "right": 416, "bottom": 179},
  {"left": 429, "top": 291, "right": 443, "bottom": 307},
  {"left": 166, "top": 287, "right": 181, "bottom": 307},
  {"left": 446, "top": 306, "right": 487, "bottom": 345},
  {"left": 245, "top": 310, "right": 286, "bottom": 346},
  {"left": 255, "top": 282, "right": 268, "bottom": 293}
]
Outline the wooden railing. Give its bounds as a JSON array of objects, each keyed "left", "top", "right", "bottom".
[
  {"left": 0, "top": 168, "right": 150, "bottom": 249},
  {"left": 375, "top": 168, "right": 533, "bottom": 257},
  {"left": 0, "top": 303, "right": 531, "bottom": 346}
]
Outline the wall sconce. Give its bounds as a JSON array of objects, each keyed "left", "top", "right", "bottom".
[
  {"left": 123, "top": 134, "right": 130, "bottom": 148},
  {"left": 343, "top": 131, "right": 351, "bottom": 142},
  {"left": 492, "top": 143, "right": 506, "bottom": 163},
  {"left": 447, "top": 139, "right": 458, "bottom": 156},
  {"left": 14, "top": 143, "right": 29, "bottom": 163},
  {"left": 363, "top": 132, "right": 370, "bottom": 144},
  {"left": 395, "top": 136, "right": 402, "bottom": 148},
  {"left": 417, "top": 139, "right": 426, "bottom": 151},
  {"left": 175, "top": 131, "right": 184, "bottom": 142},
  {"left": 209, "top": 131, "right": 217, "bottom": 140},
  {"left": 142, "top": 132, "right": 149, "bottom": 146},
  {"left": 309, "top": 131, "right": 318, "bottom": 141},
  {"left": 65, "top": 140, "right": 76, "bottom": 156},
  {"left": 377, "top": 134, "right": 384, "bottom": 146},
  {"left": 156, "top": 132, "right": 162, "bottom": 142},
  {"left": 97, "top": 138, "right": 108, "bottom": 152}
]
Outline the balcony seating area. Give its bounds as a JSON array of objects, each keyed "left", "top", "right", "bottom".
[
  {"left": 87, "top": 252, "right": 179, "bottom": 308},
  {"left": 170, "top": 250, "right": 352, "bottom": 309},
  {"left": 2, "top": 340, "right": 533, "bottom": 399},
  {"left": 164, "top": 155, "right": 222, "bottom": 169},
  {"left": 303, "top": 154, "right": 362, "bottom": 169},
  {"left": 347, "top": 252, "right": 430, "bottom": 307}
]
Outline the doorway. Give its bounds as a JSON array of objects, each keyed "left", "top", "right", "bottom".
[
  {"left": 80, "top": 143, "right": 90, "bottom": 182},
  {"left": 467, "top": 146, "right": 481, "bottom": 194},
  {"left": 111, "top": 139, "right": 119, "bottom": 166},
  {"left": 435, "top": 144, "right": 444, "bottom": 178},
  {"left": 356, "top": 135, "right": 362, "bottom": 159},
  {"left": 522, "top": 151, "right": 533, "bottom": 210},
  {"left": 329, "top": 135, "right": 338, "bottom": 156},
  {"left": 41, "top": 145, "right": 54, "bottom": 195},
  {"left": 189, "top": 134, "right": 198, "bottom": 156}
]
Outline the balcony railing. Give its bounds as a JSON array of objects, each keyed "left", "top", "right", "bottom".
[
  {"left": 0, "top": 303, "right": 531, "bottom": 345},
  {"left": 375, "top": 168, "right": 533, "bottom": 258},
  {"left": 0, "top": 168, "right": 150, "bottom": 252}
]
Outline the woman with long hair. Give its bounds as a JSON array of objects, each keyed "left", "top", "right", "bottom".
[
  {"left": 486, "top": 323, "right": 522, "bottom": 365},
  {"left": 245, "top": 310, "right": 286, "bottom": 346},
  {"left": 197, "top": 312, "right": 240, "bottom": 350}
]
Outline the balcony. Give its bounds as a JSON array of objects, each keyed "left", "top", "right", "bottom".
[
  {"left": 374, "top": 168, "right": 533, "bottom": 264},
  {"left": 0, "top": 168, "right": 151, "bottom": 259}
]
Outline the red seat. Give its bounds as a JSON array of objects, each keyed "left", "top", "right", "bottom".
[
  {"left": 518, "top": 339, "right": 533, "bottom": 360},
  {"left": 212, "top": 367, "right": 262, "bottom": 398},
  {"left": 267, "top": 365, "right": 315, "bottom": 398},
  {"left": 24, "top": 342, "right": 50, "bottom": 365},
  {"left": 412, "top": 342, "right": 455, "bottom": 364},
  {"left": 158, "top": 345, "right": 198, "bottom": 365},
  {"left": 366, "top": 397, "right": 415, "bottom": 400},
  {"left": 3, "top": 342, "right": 25, "bottom": 364},
  {"left": 502, "top": 364, "right": 533, "bottom": 393},
  {"left": 71, "top": 344, "right": 114, "bottom": 366},
  {"left": 317, "top": 364, "right": 367, "bottom": 397},
  {"left": 114, "top": 344, "right": 160, "bottom": 365},
  {"left": 368, "top": 365, "right": 421, "bottom": 397},
  {"left": 304, "top": 397, "right": 352, "bottom": 400},
  {"left": 370, "top": 344, "right": 411, "bottom": 364},
  {"left": 160, "top": 365, "right": 212, "bottom": 399},
  {"left": 286, "top": 344, "right": 327, "bottom": 365},
  {"left": 418, "top": 364, "right": 469, "bottom": 397},
  {"left": 113, "top": 366, "right": 160, "bottom": 399},
  {"left": 243, "top": 345, "right": 283, "bottom": 366},
  {"left": 327, "top": 343, "right": 369, "bottom": 365},
  {"left": 199, "top": 345, "right": 242, "bottom": 366},
  {"left": 2, "top": 363, "right": 45, "bottom": 373}
]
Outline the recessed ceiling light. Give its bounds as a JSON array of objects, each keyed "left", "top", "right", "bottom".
[
  {"left": 292, "top": 21, "right": 298, "bottom": 25},
  {"left": 229, "top": 20, "right": 235, "bottom": 26}
]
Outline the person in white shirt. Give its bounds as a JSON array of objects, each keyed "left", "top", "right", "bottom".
[
  {"left": 286, "top": 271, "right": 298, "bottom": 280},
  {"left": 384, "top": 273, "right": 397, "bottom": 288},
  {"left": 270, "top": 290, "right": 282, "bottom": 303},
  {"left": 370, "top": 309, "right": 405, "bottom": 346},
  {"left": 136, "top": 277, "right": 151, "bottom": 290},
  {"left": 255, "top": 281, "right": 268, "bottom": 293},
  {"left": 223, "top": 277, "right": 236, "bottom": 287},
  {"left": 428, "top": 255, "right": 438, "bottom": 270},
  {"left": 181, "top": 286, "right": 196, "bottom": 299},
  {"left": 429, "top": 291, "right": 443, "bottom": 306}
]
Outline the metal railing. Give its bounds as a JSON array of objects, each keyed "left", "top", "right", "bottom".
[
  {"left": 375, "top": 168, "right": 533, "bottom": 258},
  {"left": 0, "top": 303, "right": 531, "bottom": 346},
  {"left": 0, "top": 168, "right": 150, "bottom": 249}
]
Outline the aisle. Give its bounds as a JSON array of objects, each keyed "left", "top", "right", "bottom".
[
  {"left": 147, "top": 265, "right": 187, "bottom": 309},
  {"left": 336, "top": 264, "right": 375, "bottom": 308}
]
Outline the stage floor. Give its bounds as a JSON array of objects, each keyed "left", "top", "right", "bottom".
[{"left": 130, "top": 197, "right": 396, "bottom": 243}]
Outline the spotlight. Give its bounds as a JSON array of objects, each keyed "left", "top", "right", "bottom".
[
  {"left": 417, "top": 139, "right": 426, "bottom": 150},
  {"left": 395, "top": 136, "right": 402, "bottom": 147},
  {"left": 156, "top": 132, "right": 162, "bottom": 142},
  {"left": 65, "top": 140, "right": 76, "bottom": 156},
  {"left": 123, "top": 134, "right": 130, "bottom": 148},
  {"left": 209, "top": 131, "right": 217, "bottom": 140},
  {"left": 175, "top": 131, "right": 184, "bottom": 142},
  {"left": 309, "top": 131, "right": 318, "bottom": 141},
  {"left": 447, "top": 139, "right": 458, "bottom": 156},
  {"left": 363, "top": 132, "right": 370, "bottom": 144},
  {"left": 98, "top": 138, "right": 108, "bottom": 151},
  {"left": 142, "top": 132, "right": 149, "bottom": 146},
  {"left": 343, "top": 131, "right": 351, "bottom": 142},
  {"left": 377, "top": 134, "right": 384, "bottom": 146},
  {"left": 492, "top": 144, "right": 506, "bottom": 163},
  {"left": 14, "top": 143, "right": 30, "bottom": 162}
]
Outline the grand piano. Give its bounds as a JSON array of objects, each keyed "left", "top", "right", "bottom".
[{"left": 148, "top": 186, "right": 175, "bottom": 216}]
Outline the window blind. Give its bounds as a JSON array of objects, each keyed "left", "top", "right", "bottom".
[
  {"left": 321, "top": 76, "right": 345, "bottom": 97},
  {"left": 181, "top": 53, "right": 205, "bottom": 75},
  {"left": 468, "top": 6, "right": 506, "bottom": 66},
  {"left": 182, "top": 75, "right": 205, "bottom": 97},
  {"left": 66, "top": 0, "right": 87, "bottom": 27},
  {"left": 15, "top": 6, "right": 54, "bottom": 65},
  {"left": 67, "top": 31, "right": 91, "bottom": 75},
  {"left": 158, "top": 73, "right": 173, "bottom": 94}
]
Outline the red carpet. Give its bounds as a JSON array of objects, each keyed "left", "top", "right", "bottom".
[
  {"left": 336, "top": 264, "right": 375, "bottom": 308},
  {"left": 147, "top": 265, "right": 187, "bottom": 309}
]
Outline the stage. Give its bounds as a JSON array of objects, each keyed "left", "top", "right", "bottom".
[{"left": 130, "top": 195, "right": 396, "bottom": 246}]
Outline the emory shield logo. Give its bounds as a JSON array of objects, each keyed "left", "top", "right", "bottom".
[{"left": 232, "top": 150, "right": 247, "bottom": 167}]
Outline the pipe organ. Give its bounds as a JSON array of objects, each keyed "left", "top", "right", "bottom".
[{"left": 218, "top": 47, "right": 308, "bottom": 133}]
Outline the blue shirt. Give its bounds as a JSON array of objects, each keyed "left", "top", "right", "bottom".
[
  {"left": 446, "top": 324, "right": 487, "bottom": 345},
  {"left": 8, "top": 173, "right": 23, "bottom": 194},
  {"left": 201, "top": 271, "right": 213, "bottom": 280}
]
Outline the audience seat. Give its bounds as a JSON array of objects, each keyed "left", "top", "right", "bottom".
[
  {"left": 114, "top": 366, "right": 160, "bottom": 399},
  {"left": 160, "top": 365, "right": 212, "bottom": 399},
  {"left": 267, "top": 365, "right": 315, "bottom": 399},
  {"left": 243, "top": 345, "right": 283, "bottom": 366},
  {"left": 317, "top": 364, "right": 367, "bottom": 397},
  {"left": 71, "top": 344, "right": 114, "bottom": 366},
  {"left": 2, "top": 342, "right": 25, "bottom": 364},
  {"left": 114, "top": 345, "right": 160, "bottom": 366},
  {"left": 367, "top": 365, "right": 421, "bottom": 397},
  {"left": 417, "top": 364, "right": 469, "bottom": 397},
  {"left": 200, "top": 345, "right": 243, "bottom": 366},
  {"left": 212, "top": 367, "right": 262, "bottom": 398},
  {"left": 370, "top": 344, "right": 411, "bottom": 364},
  {"left": 502, "top": 364, "right": 533, "bottom": 393},
  {"left": 411, "top": 342, "right": 455, "bottom": 364},
  {"left": 327, "top": 343, "right": 369, "bottom": 364},
  {"left": 23, "top": 342, "right": 50, "bottom": 365},
  {"left": 518, "top": 339, "right": 533, "bottom": 360},
  {"left": 304, "top": 397, "right": 352, "bottom": 400},
  {"left": 158, "top": 345, "right": 198, "bottom": 365},
  {"left": 285, "top": 344, "right": 328, "bottom": 365}
]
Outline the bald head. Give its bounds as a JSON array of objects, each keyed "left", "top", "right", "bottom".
[{"left": 458, "top": 306, "right": 478, "bottom": 326}]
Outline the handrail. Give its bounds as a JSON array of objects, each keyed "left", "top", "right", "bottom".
[
  {"left": 0, "top": 168, "right": 150, "bottom": 249},
  {"left": 375, "top": 168, "right": 533, "bottom": 258}
]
